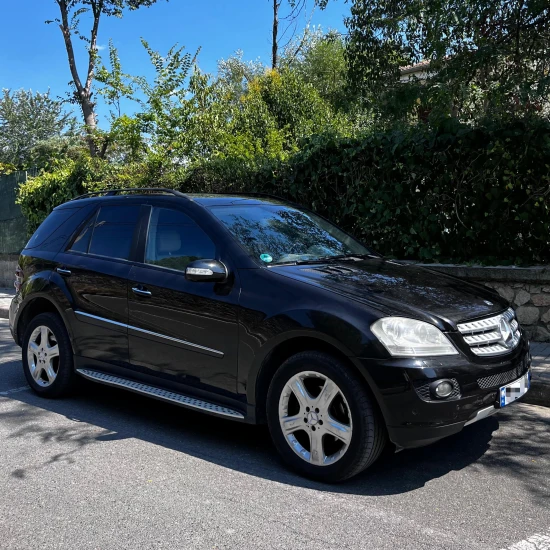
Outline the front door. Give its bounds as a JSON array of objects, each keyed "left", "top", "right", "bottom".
[{"left": 127, "top": 205, "right": 240, "bottom": 396}]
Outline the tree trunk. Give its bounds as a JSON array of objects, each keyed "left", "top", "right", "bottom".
[
  {"left": 272, "top": 0, "right": 280, "bottom": 70},
  {"left": 56, "top": 0, "right": 102, "bottom": 157},
  {"left": 81, "top": 96, "right": 99, "bottom": 157}
]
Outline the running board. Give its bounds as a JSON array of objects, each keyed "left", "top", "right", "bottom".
[{"left": 76, "top": 369, "right": 245, "bottom": 420}]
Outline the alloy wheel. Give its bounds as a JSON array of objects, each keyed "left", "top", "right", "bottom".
[
  {"left": 26, "top": 325, "right": 60, "bottom": 387},
  {"left": 278, "top": 371, "right": 353, "bottom": 466}
]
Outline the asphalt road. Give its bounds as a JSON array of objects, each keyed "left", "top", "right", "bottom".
[{"left": 0, "top": 319, "right": 549, "bottom": 550}]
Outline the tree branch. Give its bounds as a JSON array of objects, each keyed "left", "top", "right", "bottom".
[
  {"left": 56, "top": 0, "right": 85, "bottom": 96},
  {"left": 85, "top": 0, "right": 104, "bottom": 93}
]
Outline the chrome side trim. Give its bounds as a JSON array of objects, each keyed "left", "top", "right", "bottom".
[
  {"left": 464, "top": 406, "right": 499, "bottom": 427},
  {"left": 76, "top": 369, "right": 244, "bottom": 419},
  {"left": 74, "top": 310, "right": 224, "bottom": 357},
  {"left": 75, "top": 310, "right": 128, "bottom": 328},
  {"left": 127, "top": 325, "right": 224, "bottom": 357}
]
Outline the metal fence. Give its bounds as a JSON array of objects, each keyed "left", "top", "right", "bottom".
[{"left": 0, "top": 171, "right": 30, "bottom": 254}]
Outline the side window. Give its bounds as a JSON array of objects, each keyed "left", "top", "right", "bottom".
[
  {"left": 25, "top": 207, "right": 81, "bottom": 249},
  {"left": 70, "top": 205, "right": 140, "bottom": 260},
  {"left": 69, "top": 211, "right": 97, "bottom": 253},
  {"left": 145, "top": 207, "right": 216, "bottom": 272}
]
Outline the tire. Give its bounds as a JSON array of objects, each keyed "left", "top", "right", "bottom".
[
  {"left": 267, "top": 351, "right": 387, "bottom": 482},
  {"left": 22, "top": 312, "right": 77, "bottom": 398}
]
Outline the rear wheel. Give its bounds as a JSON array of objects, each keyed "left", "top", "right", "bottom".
[
  {"left": 22, "top": 312, "right": 76, "bottom": 398},
  {"left": 267, "top": 351, "right": 386, "bottom": 482}
]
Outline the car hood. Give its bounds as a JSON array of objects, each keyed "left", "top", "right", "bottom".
[{"left": 269, "top": 258, "right": 508, "bottom": 329}]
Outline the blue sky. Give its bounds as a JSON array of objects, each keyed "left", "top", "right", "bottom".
[{"left": 0, "top": 1, "right": 350, "bottom": 128}]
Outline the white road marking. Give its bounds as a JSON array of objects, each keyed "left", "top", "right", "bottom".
[
  {"left": 502, "top": 531, "right": 550, "bottom": 550},
  {"left": 0, "top": 386, "right": 29, "bottom": 396}
]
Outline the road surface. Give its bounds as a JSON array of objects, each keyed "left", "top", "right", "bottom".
[{"left": 0, "top": 319, "right": 548, "bottom": 550}]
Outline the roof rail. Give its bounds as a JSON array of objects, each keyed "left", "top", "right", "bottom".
[
  {"left": 216, "top": 191, "right": 293, "bottom": 203},
  {"left": 70, "top": 188, "right": 187, "bottom": 201}
]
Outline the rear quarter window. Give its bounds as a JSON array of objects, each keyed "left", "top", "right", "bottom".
[{"left": 25, "top": 208, "right": 81, "bottom": 249}]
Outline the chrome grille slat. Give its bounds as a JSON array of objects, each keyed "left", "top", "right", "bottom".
[
  {"left": 457, "top": 308, "right": 520, "bottom": 357},
  {"left": 463, "top": 331, "right": 501, "bottom": 345}
]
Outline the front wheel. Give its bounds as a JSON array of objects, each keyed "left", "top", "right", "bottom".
[
  {"left": 267, "top": 351, "right": 387, "bottom": 482},
  {"left": 22, "top": 312, "right": 77, "bottom": 398}
]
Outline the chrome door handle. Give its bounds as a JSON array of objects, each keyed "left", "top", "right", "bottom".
[
  {"left": 132, "top": 287, "right": 152, "bottom": 297},
  {"left": 56, "top": 268, "right": 72, "bottom": 276}
]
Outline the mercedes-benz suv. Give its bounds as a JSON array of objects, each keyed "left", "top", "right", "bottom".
[{"left": 9, "top": 189, "right": 531, "bottom": 482}]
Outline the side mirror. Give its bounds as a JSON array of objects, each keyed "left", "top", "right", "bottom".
[{"left": 185, "top": 259, "right": 228, "bottom": 283}]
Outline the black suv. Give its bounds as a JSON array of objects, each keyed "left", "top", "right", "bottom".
[{"left": 9, "top": 189, "right": 531, "bottom": 482}]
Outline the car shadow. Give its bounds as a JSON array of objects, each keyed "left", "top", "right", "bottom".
[{"left": 2, "top": 379, "right": 548, "bottom": 500}]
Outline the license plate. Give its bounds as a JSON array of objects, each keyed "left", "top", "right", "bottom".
[{"left": 499, "top": 370, "right": 531, "bottom": 407}]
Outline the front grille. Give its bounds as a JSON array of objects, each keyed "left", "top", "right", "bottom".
[
  {"left": 477, "top": 362, "right": 527, "bottom": 389},
  {"left": 457, "top": 308, "right": 521, "bottom": 357},
  {"left": 413, "top": 378, "right": 461, "bottom": 401}
]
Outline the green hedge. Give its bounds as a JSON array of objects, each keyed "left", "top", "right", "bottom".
[{"left": 18, "top": 119, "right": 550, "bottom": 265}]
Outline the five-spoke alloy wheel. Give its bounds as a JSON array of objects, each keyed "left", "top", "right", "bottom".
[
  {"left": 22, "top": 312, "right": 76, "bottom": 397},
  {"left": 279, "top": 371, "right": 353, "bottom": 467},
  {"left": 268, "top": 351, "right": 387, "bottom": 482},
  {"left": 27, "top": 325, "right": 60, "bottom": 387}
]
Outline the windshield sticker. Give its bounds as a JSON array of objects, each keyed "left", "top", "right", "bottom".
[{"left": 260, "top": 253, "right": 273, "bottom": 263}]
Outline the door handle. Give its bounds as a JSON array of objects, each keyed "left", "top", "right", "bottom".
[
  {"left": 56, "top": 267, "right": 72, "bottom": 276},
  {"left": 132, "top": 287, "right": 152, "bottom": 297}
]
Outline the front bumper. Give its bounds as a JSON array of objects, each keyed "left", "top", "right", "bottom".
[{"left": 357, "top": 338, "right": 531, "bottom": 449}]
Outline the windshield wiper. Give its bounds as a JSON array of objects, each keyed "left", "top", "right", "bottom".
[{"left": 274, "top": 254, "right": 379, "bottom": 266}]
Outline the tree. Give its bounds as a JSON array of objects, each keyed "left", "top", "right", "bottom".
[
  {"left": 270, "top": 0, "right": 330, "bottom": 70},
  {"left": 48, "top": 0, "right": 165, "bottom": 157},
  {"left": 345, "top": 0, "right": 550, "bottom": 123},
  {"left": 282, "top": 27, "right": 348, "bottom": 111},
  {"left": 0, "top": 89, "right": 75, "bottom": 167}
]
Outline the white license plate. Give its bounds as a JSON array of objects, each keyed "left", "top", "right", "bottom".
[{"left": 499, "top": 370, "right": 530, "bottom": 407}]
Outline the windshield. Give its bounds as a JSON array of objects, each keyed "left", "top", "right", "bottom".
[{"left": 209, "top": 204, "right": 373, "bottom": 265}]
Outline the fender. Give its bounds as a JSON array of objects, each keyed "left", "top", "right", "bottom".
[
  {"left": 13, "top": 271, "right": 76, "bottom": 349},
  {"left": 241, "top": 305, "right": 371, "bottom": 405}
]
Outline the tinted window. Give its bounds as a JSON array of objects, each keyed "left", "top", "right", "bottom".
[
  {"left": 25, "top": 208, "right": 80, "bottom": 249},
  {"left": 210, "top": 204, "right": 371, "bottom": 265},
  {"left": 88, "top": 205, "right": 140, "bottom": 260},
  {"left": 69, "top": 211, "right": 97, "bottom": 253},
  {"left": 145, "top": 207, "right": 215, "bottom": 272}
]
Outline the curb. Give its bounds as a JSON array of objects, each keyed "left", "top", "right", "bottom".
[{"left": 523, "top": 371, "right": 550, "bottom": 407}]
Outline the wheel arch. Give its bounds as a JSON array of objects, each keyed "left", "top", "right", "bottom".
[
  {"left": 252, "top": 334, "right": 386, "bottom": 425},
  {"left": 16, "top": 295, "right": 73, "bottom": 351}
]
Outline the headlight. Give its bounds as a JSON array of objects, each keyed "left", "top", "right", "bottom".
[{"left": 371, "top": 317, "right": 458, "bottom": 357}]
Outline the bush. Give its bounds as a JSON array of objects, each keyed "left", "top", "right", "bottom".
[
  {"left": 18, "top": 118, "right": 550, "bottom": 265},
  {"left": 17, "top": 157, "right": 147, "bottom": 232},
  {"left": 184, "top": 118, "right": 550, "bottom": 265}
]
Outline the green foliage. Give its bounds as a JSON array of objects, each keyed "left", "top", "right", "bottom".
[
  {"left": 182, "top": 118, "right": 550, "bottom": 266},
  {"left": 346, "top": 0, "right": 550, "bottom": 123},
  {"left": 17, "top": 157, "right": 145, "bottom": 232},
  {"left": 282, "top": 27, "right": 349, "bottom": 112},
  {"left": 18, "top": 24, "right": 550, "bottom": 266},
  {"left": 0, "top": 89, "right": 76, "bottom": 168}
]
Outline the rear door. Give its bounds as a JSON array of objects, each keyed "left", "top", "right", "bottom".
[
  {"left": 55, "top": 202, "right": 143, "bottom": 368},
  {"left": 127, "top": 204, "right": 240, "bottom": 396}
]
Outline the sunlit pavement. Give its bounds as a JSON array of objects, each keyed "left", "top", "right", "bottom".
[{"left": 0, "top": 318, "right": 548, "bottom": 550}]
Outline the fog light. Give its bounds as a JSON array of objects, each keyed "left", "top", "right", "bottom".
[{"left": 431, "top": 380, "right": 454, "bottom": 399}]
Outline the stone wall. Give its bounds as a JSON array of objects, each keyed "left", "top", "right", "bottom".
[{"left": 419, "top": 264, "right": 550, "bottom": 342}]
